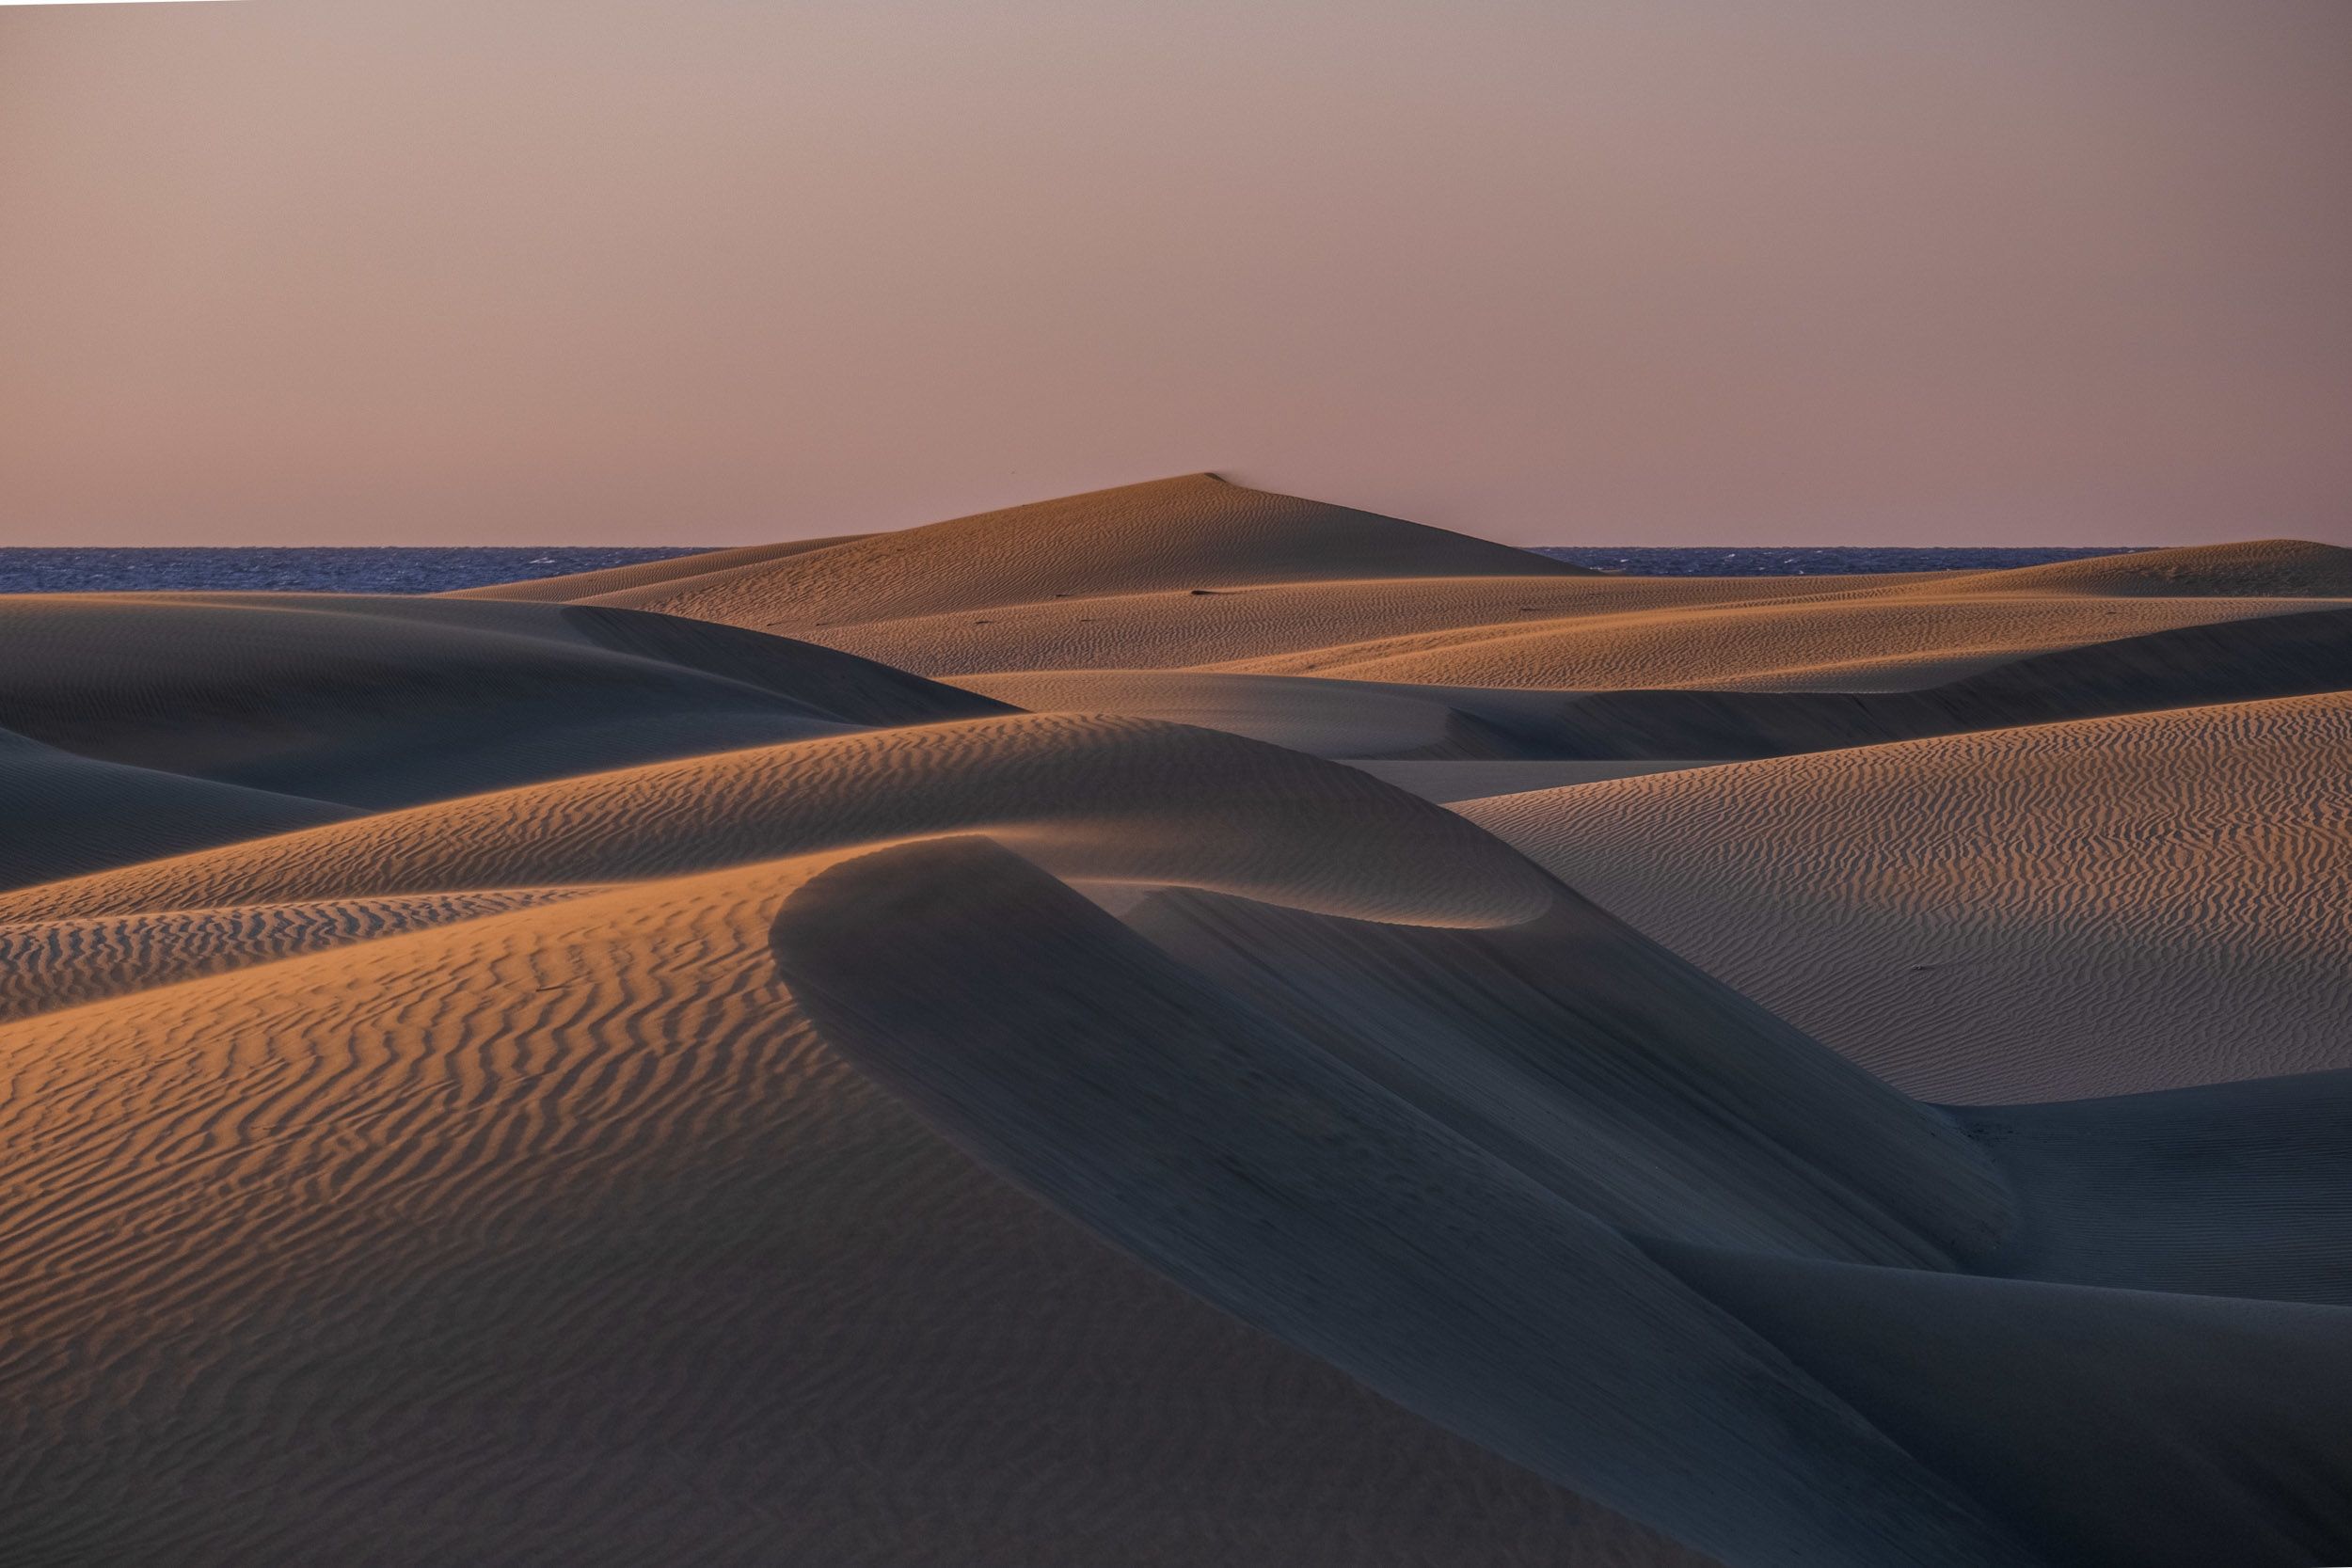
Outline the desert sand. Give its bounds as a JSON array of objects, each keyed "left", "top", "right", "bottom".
[{"left": 0, "top": 474, "right": 2345, "bottom": 1566}]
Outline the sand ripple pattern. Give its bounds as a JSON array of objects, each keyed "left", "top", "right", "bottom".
[
  {"left": 0, "top": 850, "right": 1706, "bottom": 1568},
  {"left": 1470, "top": 691, "right": 2352, "bottom": 1101},
  {"left": 3, "top": 485, "right": 2345, "bottom": 1567},
  {"left": 0, "top": 889, "right": 593, "bottom": 1023},
  {"left": 0, "top": 713, "right": 1554, "bottom": 929}
]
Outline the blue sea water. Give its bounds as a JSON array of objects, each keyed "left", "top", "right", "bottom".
[
  {"left": 0, "top": 544, "right": 2137, "bottom": 595},
  {"left": 0, "top": 546, "right": 706, "bottom": 596}
]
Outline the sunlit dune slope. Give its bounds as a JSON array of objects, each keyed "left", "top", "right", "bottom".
[
  {"left": 448, "top": 535, "right": 870, "bottom": 603},
  {"left": 777, "top": 836, "right": 2352, "bottom": 1568},
  {"left": 0, "top": 712, "right": 1554, "bottom": 928},
  {"left": 957, "top": 606, "right": 2352, "bottom": 767},
  {"left": 1213, "top": 578, "right": 2344, "bottom": 691},
  {"left": 1465, "top": 689, "right": 2352, "bottom": 1101},
  {"left": 820, "top": 572, "right": 1890, "bottom": 677},
  {"left": 573, "top": 473, "right": 1590, "bottom": 626},
  {"left": 464, "top": 479, "right": 2348, "bottom": 695},
  {"left": 0, "top": 888, "right": 592, "bottom": 1024},
  {"left": 0, "top": 592, "right": 1008, "bottom": 810},
  {"left": 0, "top": 846, "right": 1706, "bottom": 1567},
  {"left": 1947, "top": 537, "right": 2352, "bottom": 598}
]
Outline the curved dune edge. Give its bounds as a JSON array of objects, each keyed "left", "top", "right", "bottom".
[
  {"left": 1208, "top": 587, "right": 2329, "bottom": 690},
  {"left": 0, "top": 846, "right": 1708, "bottom": 1568},
  {"left": 771, "top": 836, "right": 2035, "bottom": 1568},
  {"left": 1464, "top": 689, "right": 2352, "bottom": 1101},
  {"left": 0, "top": 712, "right": 1555, "bottom": 930},
  {"left": 0, "top": 724, "right": 357, "bottom": 892},
  {"left": 951, "top": 608, "right": 2352, "bottom": 766},
  {"left": 771, "top": 835, "right": 2352, "bottom": 1568},
  {"left": 0, "top": 592, "right": 1006, "bottom": 812}
]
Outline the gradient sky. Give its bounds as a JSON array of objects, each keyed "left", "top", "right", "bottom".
[{"left": 3, "top": 0, "right": 2347, "bottom": 546}]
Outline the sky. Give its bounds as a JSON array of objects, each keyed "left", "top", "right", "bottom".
[{"left": 2, "top": 0, "right": 2347, "bottom": 546}]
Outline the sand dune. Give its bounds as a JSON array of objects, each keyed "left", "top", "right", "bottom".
[
  {"left": 3, "top": 478, "right": 2345, "bottom": 1566},
  {"left": 1216, "top": 584, "right": 2331, "bottom": 690},
  {"left": 1437, "top": 603, "right": 2352, "bottom": 761},
  {"left": 448, "top": 535, "right": 872, "bottom": 603},
  {"left": 0, "top": 592, "right": 1006, "bottom": 809},
  {"left": 458, "top": 481, "right": 2346, "bottom": 704},
  {"left": 0, "top": 888, "right": 592, "bottom": 1023},
  {"left": 775, "top": 836, "right": 2352, "bottom": 1568},
  {"left": 1948, "top": 537, "right": 2352, "bottom": 598},
  {"left": 1645, "top": 1243, "right": 2352, "bottom": 1568},
  {"left": 953, "top": 668, "right": 1589, "bottom": 758},
  {"left": 1347, "top": 758, "right": 1713, "bottom": 801},
  {"left": 0, "top": 722, "right": 355, "bottom": 891},
  {"left": 1467, "top": 689, "right": 2352, "bottom": 1101},
  {"left": 0, "top": 846, "right": 1700, "bottom": 1567},
  {"left": 958, "top": 606, "right": 2352, "bottom": 771},
  {"left": 0, "top": 712, "right": 1554, "bottom": 927},
  {"left": 576, "top": 473, "right": 1589, "bottom": 621}
]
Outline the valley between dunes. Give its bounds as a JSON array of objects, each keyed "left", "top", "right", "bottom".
[{"left": 3, "top": 474, "right": 2347, "bottom": 1566}]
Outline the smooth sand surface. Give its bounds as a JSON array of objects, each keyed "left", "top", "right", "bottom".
[
  {"left": 0, "top": 592, "right": 1009, "bottom": 809},
  {"left": 0, "top": 722, "right": 355, "bottom": 891},
  {"left": 1347, "top": 758, "right": 1719, "bottom": 802},
  {"left": 0, "top": 477, "right": 2344, "bottom": 1566}
]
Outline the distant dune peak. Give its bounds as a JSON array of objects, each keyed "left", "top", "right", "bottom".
[
  {"left": 550, "top": 473, "right": 1589, "bottom": 635},
  {"left": 876, "top": 471, "right": 1591, "bottom": 587}
]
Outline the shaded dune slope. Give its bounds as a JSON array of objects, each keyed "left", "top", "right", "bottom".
[
  {"left": 1216, "top": 584, "right": 2327, "bottom": 691},
  {"left": 959, "top": 604, "right": 2352, "bottom": 767},
  {"left": 1201, "top": 540, "right": 2352, "bottom": 692},
  {"left": 774, "top": 836, "right": 2352, "bottom": 1568},
  {"left": 1644, "top": 1243, "right": 2352, "bottom": 1568},
  {"left": 1467, "top": 689, "right": 2352, "bottom": 1101},
  {"left": 1462, "top": 604, "right": 2352, "bottom": 760},
  {"left": 0, "top": 593, "right": 1008, "bottom": 810},
  {"left": 0, "top": 723, "right": 355, "bottom": 891}
]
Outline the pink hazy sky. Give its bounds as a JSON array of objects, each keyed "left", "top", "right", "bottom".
[{"left": 2, "top": 0, "right": 2347, "bottom": 546}]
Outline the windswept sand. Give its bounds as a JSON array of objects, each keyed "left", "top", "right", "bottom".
[
  {"left": 0, "top": 477, "right": 2344, "bottom": 1566},
  {"left": 1465, "top": 689, "right": 2352, "bottom": 1101}
]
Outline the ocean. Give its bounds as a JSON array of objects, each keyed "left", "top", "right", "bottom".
[{"left": 0, "top": 544, "right": 2135, "bottom": 596}]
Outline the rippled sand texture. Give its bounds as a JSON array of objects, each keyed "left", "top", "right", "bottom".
[{"left": 1, "top": 475, "right": 2346, "bottom": 1567}]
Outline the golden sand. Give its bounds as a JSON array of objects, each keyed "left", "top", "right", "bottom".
[{"left": 0, "top": 477, "right": 2344, "bottom": 1566}]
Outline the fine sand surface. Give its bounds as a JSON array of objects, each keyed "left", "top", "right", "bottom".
[
  {"left": 0, "top": 476, "right": 2345, "bottom": 1566},
  {"left": 1465, "top": 689, "right": 2352, "bottom": 1101}
]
